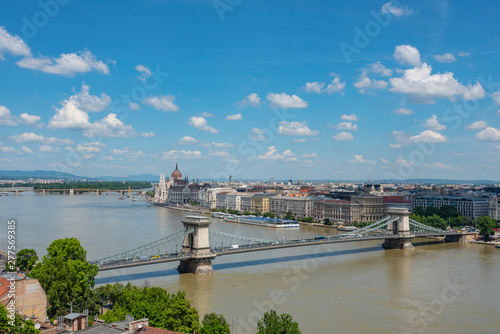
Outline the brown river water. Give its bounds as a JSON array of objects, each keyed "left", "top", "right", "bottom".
[{"left": 1, "top": 192, "right": 499, "bottom": 333}]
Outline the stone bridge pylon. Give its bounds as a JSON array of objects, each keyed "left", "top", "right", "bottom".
[
  {"left": 178, "top": 216, "right": 216, "bottom": 275},
  {"left": 382, "top": 208, "right": 415, "bottom": 250}
]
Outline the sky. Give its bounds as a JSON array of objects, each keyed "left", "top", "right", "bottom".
[{"left": 0, "top": 0, "right": 499, "bottom": 181}]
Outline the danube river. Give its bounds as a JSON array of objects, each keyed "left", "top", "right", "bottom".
[{"left": 1, "top": 192, "right": 499, "bottom": 333}]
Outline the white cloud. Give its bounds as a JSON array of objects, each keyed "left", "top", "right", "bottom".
[
  {"left": 304, "top": 82, "right": 324, "bottom": 93},
  {"left": 354, "top": 70, "right": 388, "bottom": 93},
  {"left": 257, "top": 146, "right": 298, "bottom": 162},
  {"left": 395, "top": 156, "right": 412, "bottom": 167},
  {"left": 188, "top": 116, "right": 218, "bottom": 133},
  {"left": 0, "top": 143, "right": 17, "bottom": 153},
  {"left": 347, "top": 155, "right": 375, "bottom": 164},
  {"left": 21, "top": 146, "right": 33, "bottom": 154},
  {"left": 490, "top": 91, "right": 500, "bottom": 104},
  {"left": 135, "top": 65, "right": 151, "bottom": 81},
  {"left": 208, "top": 150, "right": 239, "bottom": 163},
  {"left": 142, "top": 132, "right": 155, "bottom": 137},
  {"left": 333, "top": 132, "right": 354, "bottom": 141},
  {"left": 162, "top": 150, "right": 202, "bottom": 160},
  {"left": 390, "top": 143, "right": 402, "bottom": 149},
  {"left": 143, "top": 95, "right": 179, "bottom": 112},
  {"left": 237, "top": 93, "right": 261, "bottom": 108},
  {"left": 19, "top": 113, "right": 42, "bottom": 127},
  {"left": 266, "top": 93, "right": 308, "bottom": 109},
  {"left": 178, "top": 136, "right": 198, "bottom": 145},
  {"left": 394, "top": 107, "right": 414, "bottom": 115},
  {"left": 394, "top": 45, "right": 421, "bottom": 67},
  {"left": 458, "top": 52, "right": 471, "bottom": 57},
  {"left": 390, "top": 62, "right": 485, "bottom": 103},
  {"left": 301, "top": 153, "right": 317, "bottom": 159},
  {"left": 9, "top": 132, "right": 73, "bottom": 145},
  {"left": 17, "top": 50, "right": 109, "bottom": 76},
  {"left": 0, "top": 106, "right": 18, "bottom": 126},
  {"left": 129, "top": 102, "right": 140, "bottom": 111},
  {"left": 292, "top": 138, "right": 307, "bottom": 143},
  {"left": 340, "top": 114, "right": 358, "bottom": 121},
  {"left": 278, "top": 121, "right": 318, "bottom": 136},
  {"left": 201, "top": 112, "right": 215, "bottom": 117},
  {"left": 380, "top": 157, "right": 390, "bottom": 164},
  {"left": 333, "top": 122, "right": 358, "bottom": 131},
  {"left": 71, "top": 83, "right": 111, "bottom": 112},
  {"left": 39, "top": 145, "right": 60, "bottom": 153},
  {"left": 423, "top": 162, "right": 457, "bottom": 170},
  {"left": 249, "top": 128, "right": 268, "bottom": 141},
  {"left": 369, "top": 61, "right": 393, "bottom": 76},
  {"left": 381, "top": 2, "right": 413, "bottom": 17},
  {"left": 225, "top": 113, "right": 242, "bottom": 120},
  {"left": 434, "top": 53, "right": 456, "bottom": 63},
  {"left": 84, "top": 113, "right": 140, "bottom": 138},
  {"left": 465, "top": 120, "right": 488, "bottom": 131},
  {"left": 0, "top": 27, "right": 31, "bottom": 59},
  {"left": 76, "top": 142, "right": 106, "bottom": 153},
  {"left": 423, "top": 115, "right": 446, "bottom": 131},
  {"left": 111, "top": 147, "right": 144, "bottom": 160},
  {"left": 476, "top": 127, "right": 500, "bottom": 141},
  {"left": 410, "top": 130, "right": 449, "bottom": 143}
]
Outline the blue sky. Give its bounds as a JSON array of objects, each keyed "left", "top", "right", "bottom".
[{"left": 0, "top": 0, "right": 499, "bottom": 181}]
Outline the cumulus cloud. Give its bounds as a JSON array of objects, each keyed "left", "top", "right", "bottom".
[
  {"left": 394, "top": 107, "right": 414, "bottom": 115},
  {"left": 177, "top": 136, "right": 234, "bottom": 148},
  {"left": 257, "top": 146, "right": 298, "bottom": 162},
  {"left": 21, "top": 146, "right": 33, "bottom": 154},
  {"left": 76, "top": 142, "right": 106, "bottom": 153},
  {"left": 9, "top": 132, "right": 73, "bottom": 145},
  {"left": 381, "top": 2, "right": 413, "bottom": 17},
  {"left": 301, "top": 153, "right": 317, "bottom": 159},
  {"left": 84, "top": 113, "right": 143, "bottom": 138},
  {"left": 162, "top": 150, "right": 202, "bottom": 160},
  {"left": 143, "top": 95, "right": 179, "bottom": 112},
  {"left": 347, "top": 155, "right": 375, "bottom": 164},
  {"left": 208, "top": 150, "right": 239, "bottom": 163},
  {"left": 394, "top": 45, "right": 421, "bottom": 67},
  {"left": 369, "top": 61, "right": 393, "bottom": 76},
  {"left": 292, "top": 138, "right": 307, "bottom": 143},
  {"left": 17, "top": 50, "right": 109, "bottom": 76},
  {"left": 39, "top": 145, "right": 61, "bottom": 153},
  {"left": 476, "top": 127, "right": 500, "bottom": 141},
  {"left": 333, "top": 132, "right": 354, "bottom": 141},
  {"left": 266, "top": 93, "right": 308, "bottom": 109},
  {"left": 423, "top": 115, "right": 446, "bottom": 131},
  {"left": 135, "top": 65, "right": 151, "bottom": 81},
  {"left": 111, "top": 147, "right": 144, "bottom": 159},
  {"left": 177, "top": 136, "right": 198, "bottom": 145},
  {"left": 341, "top": 114, "right": 358, "bottom": 121},
  {"left": 249, "top": 128, "right": 268, "bottom": 141},
  {"left": 389, "top": 62, "right": 485, "bottom": 103},
  {"left": 225, "top": 113, "right": 242, "bottom": 120},
  {"left": 19, "top": 113, "right": 42, "bottom": 128},
  {"left": 201, "top": 112, "right": 215, "bottom": 117},
  {"left": 278, "top": 121, "right": 318, "bottom": 136},
  {"left": 354, "top": 69, "right": 388, "bottom": 94},
  {"left": 490, "top": 91, "right": 500, "bottom": 104},
  {"left": 465, "top": 120, "right": 488, "bottom": 131},
  {"left": 0, "top": 106, "right": 18, "bottom": 126},
  {"left": 332, "top": 122, "right": 358, "bottom": 131},
  {"left": 188, "top": 116, "right": 218, "bottom": 133},
  {"left": 237, "top": 93, "right": 261, "bottom": 108},
  {"left": 0, "top": 27, "right": 31, "bottom": 59},
  {"left": 0, "top": 143, "right": 17, "bottom": 153},
  {"left": 410, "top": 130, "right": 449, "bottom": 143},
  {"left": 129, "top": 102, "right": 141, "bottom": 111},
  {"left": 305, "top": 77, "right": 346, "bottom": 95},
  {"left": 434, "top": 53, "right": 456, "bottom": 63}
]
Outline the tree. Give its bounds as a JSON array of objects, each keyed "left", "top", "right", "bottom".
[
  {"left": 257, "top": 310, "right": 300, "bottom": 334},
  {"left": 476, "top": 216, "right": 497, "bottom": 241},
  {"left": 300, "top": 217, "right": 314, "bottom": 223},
  {"left": 146, "top": 191, "right": 155, "bottom": 197},
  {"left": 17, "top": 249, "right": 38, "bottom": 272},
  {"left": 284, "top": 211, "right": 295, "bottom": 220},
  {"left": 29, "top": 238, "right": 98, "bottom": 317},
  {"left": 438, "top": 205, "right": 461, "bottom": 219},
  {"left": 426, "top": 214, "right": 447, "bottom": 230},
  {"left": 424, "top": 206, "right": 439, "bottom": 217},
  {"left": 201, "top": 313, "right": 230, "bottom": 334},
  {"left": 0, "top": 304, "right": 40, "bottom": 334},
  {"left": 100, "top": 286, "right": 200, "bottom": 333},
  {"left": 413, "top": 206, "right": 425, "bottom": 216}
]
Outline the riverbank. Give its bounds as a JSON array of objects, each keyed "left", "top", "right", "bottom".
[
  {"left": 144, "top": 197, "right": 211, "bottom": 215},
  {"left": 467, "top": 240, "right": 500, "bottom": 246}
]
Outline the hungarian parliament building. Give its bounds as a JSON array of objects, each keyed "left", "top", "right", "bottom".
[{"left": 153, "top": 163, "right": 209, "bottom": 204}]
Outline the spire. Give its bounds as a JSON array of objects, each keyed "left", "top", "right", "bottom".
[{"left": 175, "top": 162, "right": 178, "bottom": 170}]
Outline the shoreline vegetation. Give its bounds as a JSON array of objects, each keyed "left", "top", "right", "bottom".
[{"left": 32, "top": 181, "right": 152, "bottom": 191}]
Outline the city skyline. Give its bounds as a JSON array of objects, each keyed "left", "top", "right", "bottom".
[{"left": 1, "top": 1, "right": 500, "bottom": 180}]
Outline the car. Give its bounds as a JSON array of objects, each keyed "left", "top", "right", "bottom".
[{"left": 152, "top": 255, "right": 160, "bottom": 259}]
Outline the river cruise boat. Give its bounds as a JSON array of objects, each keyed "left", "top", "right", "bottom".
[{"left": 337, "top": 225, "right": 357, "bottom": 232}]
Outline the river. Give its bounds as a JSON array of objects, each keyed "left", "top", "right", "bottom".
[{"left": 1, "top": 192, "right": 499, "bottom": 333}]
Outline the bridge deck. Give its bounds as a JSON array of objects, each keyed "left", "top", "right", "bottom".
[{"left": 96, "top": 232, "right": 470, "bottom": 271}]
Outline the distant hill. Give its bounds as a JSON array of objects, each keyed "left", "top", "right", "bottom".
[{"left": 0, "top": 170, "right": 88, "bottom": 180}]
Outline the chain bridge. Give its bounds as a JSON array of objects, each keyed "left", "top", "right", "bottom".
[{"left": 92, "top": 208, "right": 476, "bottom": 274}]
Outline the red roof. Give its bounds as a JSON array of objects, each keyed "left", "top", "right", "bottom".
[
  {"left": 0, "top": 277, "right": 10, "bottom": 300},
  {"left": 134, "top": 326, "right": 184, "bottom": 334}
]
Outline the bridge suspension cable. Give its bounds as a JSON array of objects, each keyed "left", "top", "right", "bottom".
[
  {"left": 209, "top": 230, "right": 272, "bottom": 250},
  {"left": 409, "top": 219, "right": 447, "bottom": 234}
]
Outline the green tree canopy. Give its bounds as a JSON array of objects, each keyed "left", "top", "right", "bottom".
[
  {"left": 17, "top": 249, "right": 38, "bottom": 272},
  {"left": 477, "top": 216, "right": 497, "bottom": 241},
  {"left": 425, "top": 214, "right": 447, "bottom": 230},
  {"left": 424, "top": 206, "right": 439, "bottom": 217},
  {"left": 257, "top": 310, "right": 301, "bottom": 334},
  {"left": 201, "top": 313, "right": 230, "bottom": 334},
  {"left": 438, "top": 205, "right": 462, "bottom": 219},
  {"left": 284, "top": 211, "right": 295, "bottom": 220},
  {"left": 0, "top": 304, "right": 40, "bottom": 334},
  {"left": 100, "top": 285, "right": 199, "bottom": 333},
  {"left": 29, "top": 238, "right": 98, "bottom": 317},
  {"left": 413, "top": 206, "right": 425, "bottom": 216}
]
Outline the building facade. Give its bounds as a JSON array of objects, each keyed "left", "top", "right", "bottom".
[
  {"left": 153, "top": 164, "right": 203, "bottom": 204},
  {"left": 413, "top": 195, "right": 496, "bottom": 219}
]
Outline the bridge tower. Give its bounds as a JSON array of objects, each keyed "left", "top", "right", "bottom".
[
  {"left": 42, "top": 189, "right": 45, "bottom": 195},
  {"left": 178, "top": 216, "right": 215, "bottom": 275},
  {"left": 69, "top": 188, "right": 74, "bottom": 195},
  {"left": 382, "top": 208, "right": 415, "bottom": 250}
]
